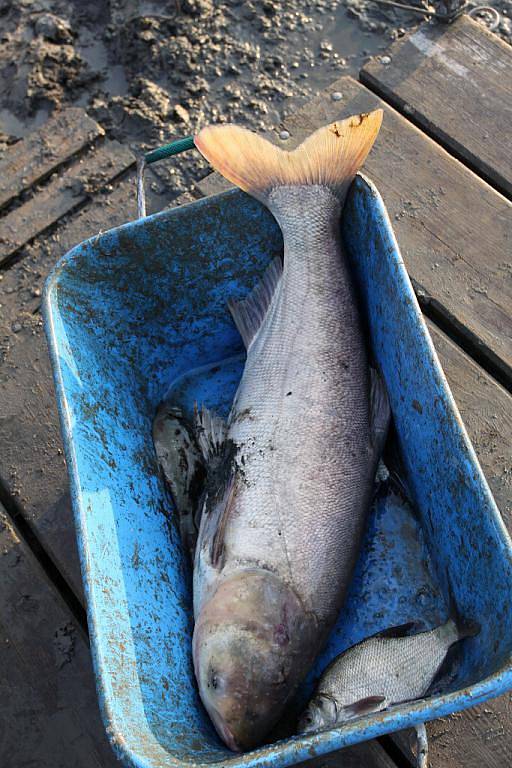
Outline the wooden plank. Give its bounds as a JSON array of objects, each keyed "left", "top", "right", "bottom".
[
  {"left": 426, "top": 696, "right": 512, "bottom": 768},
  {"left": 0, "top": 502, "right": 118, "bottom": 767},
  {"left": 0, "top": 140, "right": 135, "bottom": 264},
  {"left": 0, "top": 174, "right": 196, "bottom": 599},
  {"left": 282, "top": 77, "right": 511, "bottom": 384},
  {"left": 360, "top": 16, "right": 512, "bottom": 199},
  {"left": 0, "top": 107, "right": 104, "bottom": 211},
  {"left": 303, "top": 742, "right": 396, "bottom": 768}
]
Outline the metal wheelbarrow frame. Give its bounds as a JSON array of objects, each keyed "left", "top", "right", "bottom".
[{"left": 43, "top": 169, "right": 512, "bottom": 768}]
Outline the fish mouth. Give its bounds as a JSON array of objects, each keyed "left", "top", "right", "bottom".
[{"left": 210, "top": 709, "right": 240, "bottom": 752}]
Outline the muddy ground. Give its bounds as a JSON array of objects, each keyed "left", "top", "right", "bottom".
[{"left": 0, "top": 0, "right": 510, "bottom": 199}]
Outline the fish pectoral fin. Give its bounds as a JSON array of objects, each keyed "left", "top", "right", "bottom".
[
  {"left": 208, "top": 472, "right": 240, "bottom": 569},
  {"left": 194, "top": 404, "right": 228, "bottom": 462},
  {"left": 369, "top": 367, "right": 391, "bottom": 455},
  {"left": 344, "top": 695, "right": 387, "bottom": 718},
  {"left": 228, "top": 256, "right": 283, "bottom": 349}
]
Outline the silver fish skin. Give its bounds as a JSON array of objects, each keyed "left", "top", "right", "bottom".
[
  {"left": 192, "top": 113, "right": 389, "bottom": 751},
  {"left": 298, "top": 619, "right": 469, "bottom": 734}
]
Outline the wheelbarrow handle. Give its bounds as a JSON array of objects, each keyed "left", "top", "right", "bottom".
[{"left": 136, "top": 136, "right": 196, "bottom": 219}]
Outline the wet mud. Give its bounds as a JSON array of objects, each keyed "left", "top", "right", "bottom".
[{"left": 0, "top": 0, "right": 510, "bottom": 198}]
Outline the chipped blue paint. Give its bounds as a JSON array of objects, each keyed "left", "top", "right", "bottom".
[{"left": 43, "top": 176, "right": 512, "bottom": 768}]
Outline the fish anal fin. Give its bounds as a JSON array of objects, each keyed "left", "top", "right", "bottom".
[
  {"left": 344, "top": 695, "right": 387, "bottom": 718},
  {"left": 228, "top": 256, "right": 283, "bottom": 349}
]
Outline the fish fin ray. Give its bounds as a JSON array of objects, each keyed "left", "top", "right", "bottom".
[
  {"left": 228, "top": 256, "right": 283, "bottom": 348},
  {"left": 194, "top": 111, "right": 383, "bottom": 205},
  {"left": 153, "top": 403, "right": 205, "bottom": 560},
  {"left": 209, "top": 473, "right": 239, "bottom": 568},
  {"left": 344, "top": 695, "right": 387, "bottom": 718},
  {"left": 194, "top": 404, "right": 228, "bottom": 462}
]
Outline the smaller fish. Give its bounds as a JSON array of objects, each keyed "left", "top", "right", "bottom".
[{"left": 298, "top": 616, "right": 479, "bottom": 734}]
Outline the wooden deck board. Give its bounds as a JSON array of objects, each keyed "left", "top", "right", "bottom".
[
  {"left": 0, "top": 107, "right": 104, "bottom": 211},
  {"left": 423, "top": 323, "right": 512, "bottom": 768},
  {"left": 0, "top": 170, "right": 172, "bottom": 598},
  {"left": 0, "top": 140, "right": 135, "bottom": 265},
  {"left": 0, "top": 503, "right": 118, "bottom": 767},
  {"left": 360, "top": 16, "right": 512, "bottom": 198},
  {"left": 286, "top": 77, "right": 512, "bottom": 384}
]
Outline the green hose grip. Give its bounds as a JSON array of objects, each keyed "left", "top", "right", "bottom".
[
  {"left": 137, "top": 135, "right": 197, "bottom": 218},
  {"left": 144, "top": 136, "right": 196, "bottom": 165}
]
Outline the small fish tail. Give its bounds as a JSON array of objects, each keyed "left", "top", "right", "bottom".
[{"left": 194, "top": 110, "right": 383, "bottom": 206}]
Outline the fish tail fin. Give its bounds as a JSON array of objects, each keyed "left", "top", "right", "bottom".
[{"left": 194, "top": 110, "right": 383, "bottom": 205}]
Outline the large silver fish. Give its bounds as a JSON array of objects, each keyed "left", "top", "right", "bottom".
[
  {"left": 298, "top": 618, "right": 479, "bottom": 734},
  {"left": 185, "top": 112, "right": 390, "bottom": 751}
]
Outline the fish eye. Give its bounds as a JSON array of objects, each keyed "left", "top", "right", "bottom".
[{"left": 208, "top": 668, "right": 219, "bottom": 690}]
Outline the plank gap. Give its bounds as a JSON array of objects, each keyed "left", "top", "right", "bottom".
[
  {"left": 0, "top": 131, "right": 107, "bottom": 220},
  {"left": 359, "top": 68, "right": 511, "bottom": 203},
  {"left": 414, "top": 280, "right": 512, "bottom": 393},
  {"left": 0, "top": 107, "right": 104, "bottom": 213},
  {"left": 0, "top": 473, "right": 88, "bottom": 638},
  {"left": 378, "top": 735, "right": 416, "bottom": 768},
  {"left": 0, "top": 140, "right": 135, "bottom": 270}
]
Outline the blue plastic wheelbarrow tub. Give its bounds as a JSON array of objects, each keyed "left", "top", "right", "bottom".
[{"left": 43, "top": 176, "right": 512, "bottom": 768}]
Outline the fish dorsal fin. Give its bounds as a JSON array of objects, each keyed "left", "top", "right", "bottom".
[
  {"left": 194, "top": 404, "right": 228, "bottom": 461},
  {"left": 344, "top": 695, "right": 387, "bottom": 718},
  {"left": 228, "top": 256, "right": 283, "bottom": 349},
  {"left": 194, "top": 111, "right": 383, "bottom": 207}
]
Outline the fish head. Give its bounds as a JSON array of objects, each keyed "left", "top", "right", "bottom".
[
  {"left": 297, "top": 693, "right": 338, "bottom": 734},
  {"left": 193, "top": 569, "right": 317, "bottom": 752}
]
